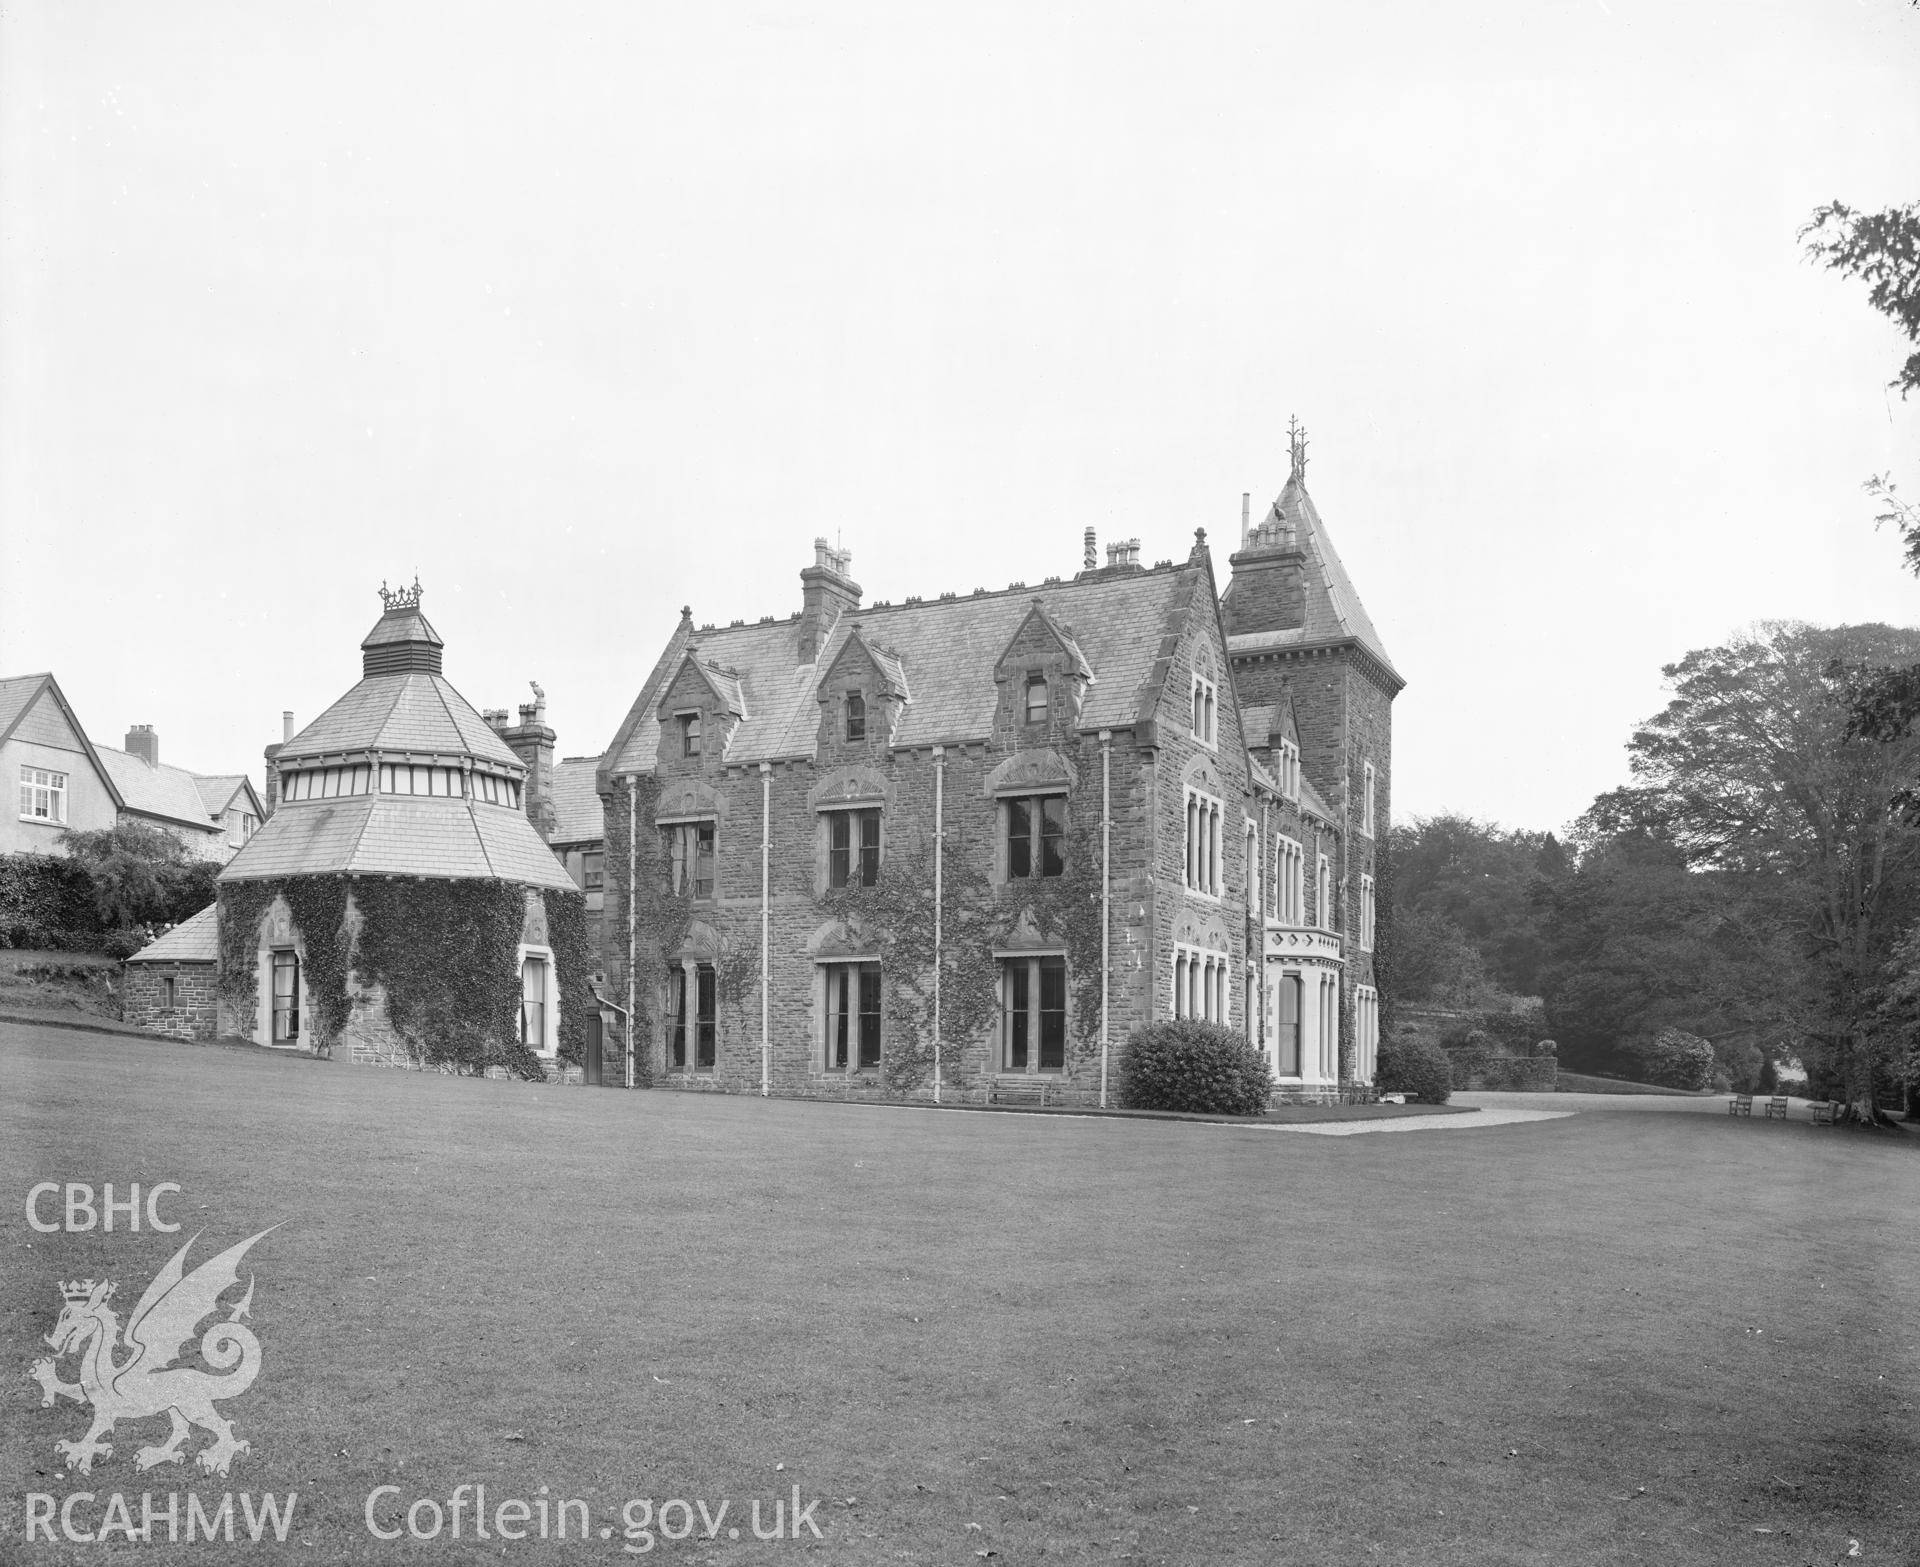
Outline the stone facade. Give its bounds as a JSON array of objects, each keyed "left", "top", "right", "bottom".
[
  {"left": 122, "top": 960, "right": 218, "bottom": 1041},
  {"left": 600, "top": 450, "right": 1400, "bottom": 1103}
]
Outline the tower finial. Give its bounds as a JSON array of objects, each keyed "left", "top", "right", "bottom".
[
  {"left": 1287, "top": 415, "right": 1309, "bottom": 483},
  {"left": 377, "top": 576, "right": 424, "bottom": 612}
]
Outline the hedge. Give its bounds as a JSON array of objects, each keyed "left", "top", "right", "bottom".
[{"left": 1119, "top": 1020, "right": 1273, "bottom": 1116}]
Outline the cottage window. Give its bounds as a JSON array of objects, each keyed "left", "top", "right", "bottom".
[
  {"left": 663, "top": 820, "right": 717, "bottom": 899},
  {"left": 18, "top": 766, "right": 66, "bottom": 823},
  {"left": 666, "top": 962, "right": 717, "bottom": 1072},
  {"left": 1005, "top": 794, "right": 1066, "bottom": 879},
  {"left": 1025, "top": 676, "right": 1049, "bottom": 725},
  {"left": 1183, "top": 788, "right": 1223, "bottom": 896},
  {"left": 681, "top": 712, "right": 702, "bottom": 758},
  {"left": 270, "top": 950, "right": 300, "bottom": 1044},
  {"left": 161, "top": 976, "right": 176, "bottom": 1009},
  {"left": 520, "top": 957, "right": 549, "bottom": 1053},
  {"left": 1001, "top": 955, "right": 1067, "bottom": 1073},
  {"left": 824, "top": 961, "right": 882, "bottom": 1071},
  {"left": 827, "top": 808, "right": 881, "bottom": 889},
  {"left": 1172, "top": 945, "right": 1228, "bottom": 1022},
  {"left": 1275, "top": 974, "right": 1302, "bottom": 1075},
  {"left": 846, "top": 693, "right": 866, "bottom": 742}
]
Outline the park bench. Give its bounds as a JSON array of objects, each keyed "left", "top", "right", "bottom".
[
  {"left": 1763, "top": 1094, "right": 1790, "bottom": 1119},
  {"left": 1809, "top": 1099, "right": 1840, "bottom": 1126},
  {"left": 986, "top": 1081, "right": 1054, "bottom": 1108},
  {"left": 1728, "top": 1093, "right": 1753, "bottom": 1117}
]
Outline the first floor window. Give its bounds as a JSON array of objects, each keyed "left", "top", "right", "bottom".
[
  {"left": 1002, "top": 955, "right": 1066, "bottom": 1073},
  {"left": 1173, "top": 945, "right": 1229, "bottom": 1023},
  {"left": 582, "top": 851, "right": 604, "bottom": 891},
  {"left": 1185, "top": 789, "right": 1223, "bottom": 895},
  {"left": 1006, "top": 794, "right": 1066, "bottom": 879},
  {"left": 667, "top": 962, "right": 717, "bottom": 1071},
  {"left": 1359, "top": 873, "right": 1376, "bottom": 951},
  {"left": 19, "top": 766, "right": 66, "bottom": 823},
  {"left": 1317, "top": 855, "right": 1333, "bottom": 931},
  {"left": 664, "top": 820, "right": 717, "bottom": 899},
  {"left": 520, "top": 956, "right": 549, "bottom": 1053},
  {"left": 1275, "top": 836, "right": 1305, "bottom": 924},
  {"left": 271, "top": 950, "right": 300, "bottom": 1043},
  {"left": 1275, "top": 974, "right": 1302, "bottom": 1076},
  {"left": 1362, "top": 761, "right": 1377, "bottom": 838},
  {"left": 824, "top": 961, "right": 882, "bottom": 1070},
  {"left": 827, "top": 808, "right": 881, "bottom": 888}
]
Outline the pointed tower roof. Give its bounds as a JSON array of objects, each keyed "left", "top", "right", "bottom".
[{"left": 1222, "top": 435, "right": 1401, "bottom": 692}]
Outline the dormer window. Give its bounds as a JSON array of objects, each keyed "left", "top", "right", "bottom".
[
  {"left": 1277, "top": 738, "right": 1300, "bottom": 801},
  {"left": 846, "top": 692, "right": 866, "bottom": 742},
  {"left": 680, "top": 712, "right": 702, "bottom": 758},
  {"left": 1025, "top": 676, "right": 1049, "bottom": 725}
]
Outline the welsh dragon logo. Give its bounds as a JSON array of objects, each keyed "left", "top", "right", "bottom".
[{"left": 29, "top": 1229, "right": 275, "bottom": 1477}]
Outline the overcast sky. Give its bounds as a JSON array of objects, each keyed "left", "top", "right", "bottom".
[{"left": 4, "top": 1, "right": 1917, "bottom": 835}]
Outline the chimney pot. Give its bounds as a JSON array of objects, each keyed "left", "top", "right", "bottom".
[
  {"left": 1083, "top": 527, "right": 1097, "bottom": 571},
  {"left": 281, "top": 710, "right": 294, "bottom": 743}
]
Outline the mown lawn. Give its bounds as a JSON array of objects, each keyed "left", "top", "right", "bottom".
[{"left": 3, "top": 1021, "right": 1916, "bottom": 1566}]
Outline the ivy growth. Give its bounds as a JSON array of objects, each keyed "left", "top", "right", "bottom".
[
  {"left": 216, "top": 877, "right": 353, "bottom": 1047},
  {"left": 541, "top": 885, "right": 597, "bottom": 1067}
]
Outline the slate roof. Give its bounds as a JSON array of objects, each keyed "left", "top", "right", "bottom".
[
  {"left": 0, "top": 674, "right": 47, "bottom": 742},
  {"left": 1223, "top": 476, "right": 1401, "bottom": 685},
  {"left": 605, "top": 566, "right": 1191, "bottom": 776},
  {"left": 194, "top": 775, "right": 249, "bottom": 818},
  {"left": 550, "top": 757, "right": 605, "bottom": 846},
  {"left": 279, "top": 671, "right": 521, "bottom": 767},
  {"left": 97, "top": 747, "right": 227, "bottom": 834},
  {"left": 219, "top": 794, "right": 576, "bottom": 888},
  {"left": 128, "top": 903, "right": 219, "bottom": 963}
]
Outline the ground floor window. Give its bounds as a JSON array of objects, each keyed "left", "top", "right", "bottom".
[
  {"left": 1317, "top": 970, "right": 1340, "bottom": 1079},
  {"left": 161, "top": 975, "right": 176, "bottom": 1009},
  {"left": 1002, "top": 955, "right": 1066, "bottom": 1073},
  {"left": 520, "top": 956, "right": 548, "bottom": 1052},
  {"left": 667, "top": 961, "right": 717, "bottom": 1072},
  {"left": 1173, "top": 945, "right": 1229, "bottom": 1023},
  {"left": 1275, "top": 973, "right": 1302, "bottom": 1076},
  {"left": 824, "top": 961, "right": 882, "bottom": 1070},
  {"left": 1354, "top": 984, "right": 1379, "bottom": 1083},
  {"left": 271, "top": 950, "right": 300, "bottom": 1043}
]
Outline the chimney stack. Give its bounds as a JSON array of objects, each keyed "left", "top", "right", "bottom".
[
  {"left": 1224, "top": 496, "right": 1307, "bottom": 636},
  {"left": 124, "top": 725, "right": 158, "bottom": 766},
  {"left": 798, "top": 536, "right": 862, "bottom": 664},
  {"left": 263, "top": 714, "right": 291, "bottom": 814},
  {"left": 500, "top": 683, "right": 558, "bottom": 842},
  {"left": 1083, "top": 527, "right": 1097, "bottom": 572}
]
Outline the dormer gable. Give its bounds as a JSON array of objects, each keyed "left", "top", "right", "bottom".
[
  {"left": 655, "top": 649, "right": 747, "bottom": 771},
  {"left": 816, "top": 625, "right": 910, "bottom": 756},
  {"left": 993, "top": 599, "right": 1095, "bottom": 741}
]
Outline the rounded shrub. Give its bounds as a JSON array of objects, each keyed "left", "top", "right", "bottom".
[
  {"left": 101, "top": 927, "right": 149, "bottom": 960},
  {"left": 1118, "top": 1020, "right": 1273, "bottom": 1116},
  {"left": 1377, "top": 1034, "right": 1453, "bottom": 1104}
]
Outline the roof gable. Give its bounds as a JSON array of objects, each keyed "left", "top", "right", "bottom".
[
  {"left": 0, "top": 673, "right": 124, "bottom": 807},
  {"left": 603, "top": 567, "right": 1191, "bottom": 775}
]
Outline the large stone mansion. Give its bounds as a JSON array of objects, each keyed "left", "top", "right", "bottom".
[{"left": 595, "top": 436, "right": 1399, "bottom": 1102}]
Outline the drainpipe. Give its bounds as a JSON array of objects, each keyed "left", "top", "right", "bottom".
[
  {"left": 1099, "top": 729, "right": 1112, "bottom": 1108},
  {"left": 932, "top": 745, "right": 945, "bottom": 1104},
  {"left": 760, "top": 762, "right": 771, "bottom": 1097},
  {"left": 626, "top": 775, "right": 637, "bottom": 1090}
]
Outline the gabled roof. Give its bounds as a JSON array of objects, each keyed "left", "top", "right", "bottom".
[
  {"left": 604, "top": 566, "right": 1193, "bottom": 776},
  {"left": 128, "top": 903, "right": 219, "bottom": 963},
  {"left": 550, "top": 757, "right": 605, "bottom": 846},
  {"left": 1224, "top": 475, "right": 1401, "bottom": 686},
  {"left": 0, "top": 673, "right": 125, "bottom": 808},
  {"left": 193, "top": 774, "right": 263, "bottom": 820},
  {"left": 97, "top": 747, "right": 226, "bottom": 835}
]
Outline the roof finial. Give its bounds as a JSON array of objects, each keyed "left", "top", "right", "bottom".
[
  {"left": 378, "top": 575, "right": 424, "bottom": 612},
  {"left": 1288, "top": 415, "right": 1309, "bottom": 483}
]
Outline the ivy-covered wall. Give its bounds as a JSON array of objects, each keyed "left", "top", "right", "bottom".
[{"left": 217, "top": 875, "right": 592, "bottom": 1082}]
